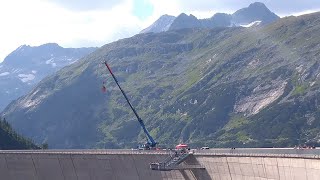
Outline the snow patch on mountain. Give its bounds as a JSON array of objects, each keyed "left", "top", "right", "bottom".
[
  {"left": 46, "top": 58, "right": 57, "bottom": 67},
  {"left": 240, "top": 21, "right": 262, "bottom": 28},
  {"left": 46, "top": 58, "right": 54, "bottom": 64},
  {"left": 0, "top": 72, "right": 10, "bottom": 76},
  {"left": 15, "top": 45, "right": 27, "bottom": 52},
  {"left": 32, "top": 70, "right": 37, "bottom": 74},
  {"left": 18, "top": 74, "right": 35, "bottom": 83}
]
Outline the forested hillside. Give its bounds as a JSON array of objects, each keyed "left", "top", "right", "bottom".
[{"left": 0, "top": 117, "right": 39, "bottom": 149}]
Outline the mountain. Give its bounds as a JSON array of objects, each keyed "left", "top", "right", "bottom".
[
  {"left": 205, "top": 13, "right": 233, "bottom": 28},
  {"left": 0, "top": 116, "right": 39, "bottom": 149},
  {"left": 169, "top": 13, "right": 201, "bottom": 30},
  {"left": 141, "top": 2, "right": 279, "bottom": 33},
  {"left": 2, "top": 12, "right": 320, "bottom": 149},
  {"left": 0, "top": 43, "right": 97, "bottom": 111},
  {"left": 140, "top": 15, "right": 176, "bottom": 33},
  {"left": 232, "top": 2, "right": 279, "bottom": 25}
]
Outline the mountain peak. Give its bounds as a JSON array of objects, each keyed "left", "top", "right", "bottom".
[
  {"left": 176, "top": 13, "right": 197, "bottom": 19},
  {"left": 178, "top": 13, "right": 187, "bottom": 17},
  {"left": 232, "top": 2, "right": 279, "bottom": 25},
  {"left": 140, "top": 14, "right": 176, "bottom": 33},
  {"left": 15, "top": 44, "right": 29, "bottom": 51},
  {"left": 169, "top": 13, "right": 200, "bottom": 30},
  {"left": 248, "top": 2, "right": 267, "bottom": 8},
  {"left": 36, "top": 43, "right": 62, "bottom": 52},
  {"left": 13, "top": 43, "right": 61, "bottom": 53},
  {"left": 40, "top": 43, "right": 61, "bottom": 48}
]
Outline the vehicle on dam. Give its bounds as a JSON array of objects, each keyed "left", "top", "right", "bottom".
[
  {"left": 201, "top": 146, "right": 210, "bottom": 150},
  {"left": 176, "top": 143, "right": 189, "bottom": 149}
]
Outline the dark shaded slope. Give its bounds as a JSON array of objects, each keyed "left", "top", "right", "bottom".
[{"left": 0, "top": 117, "right": 38, "bottom": 149}]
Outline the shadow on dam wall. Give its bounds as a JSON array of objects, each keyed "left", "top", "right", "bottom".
[
  {"left": 1, "top": 151, "right": 320, "bottom": 180},
  {"left": 182, "top": 155, "right": 212, "bottom": 180}
]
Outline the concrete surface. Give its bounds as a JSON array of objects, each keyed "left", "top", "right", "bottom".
[{"left": 1, "top": 149, "right": 320, "bottom": 180}]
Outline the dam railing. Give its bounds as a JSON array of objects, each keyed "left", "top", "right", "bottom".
[
  {"left": 192, "top": 148, "right": 320, "bottom": 160},
  {"left": 1, "top": 148, "right": 320, "bottom": 159}
]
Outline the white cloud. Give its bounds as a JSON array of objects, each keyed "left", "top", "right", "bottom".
[
  {"left": 0, "top": 0, "right": 144, "bottom": 63},
  {"left": 45, "top": 0, "right": 124, "bottom": 11}
]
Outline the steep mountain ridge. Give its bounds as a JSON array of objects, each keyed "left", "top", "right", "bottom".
[
  {"left": 140, "top": 15, "right": 176, "bottom": 33},
  {"left": 0, "top": 43, "right": 97, "bottom": 111},
  {"left": 141, "top": 2, "right": 279, "bottom": 33},
  {"left": 3, "top": 12, "right": 320, "bottom": 148}
]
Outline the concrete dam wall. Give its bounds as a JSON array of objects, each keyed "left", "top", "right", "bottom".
[
  {"left": 1, "top": 149, "right": 320, "bottom": 180},
  {"left": 0, "top": 151, "right": 184, "bottom": 180},
  {"left": 192, "top": 155, "right": 320, "bottom": 179}
]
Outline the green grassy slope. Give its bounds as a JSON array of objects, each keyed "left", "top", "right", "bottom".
[{"left": 3, "top": 12, "right": 320, "bottom": 148}]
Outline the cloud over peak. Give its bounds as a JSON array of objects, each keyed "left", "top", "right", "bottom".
[{"left": 44, "top": 0, "right": 125, "bottom": 11}]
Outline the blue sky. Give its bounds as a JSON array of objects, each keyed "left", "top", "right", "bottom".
[
  {"left": 133, "top": 0, "right": 154, "bottom": 20},
  {"left": 0, "top": 0, "right": 320, "bottom": 62}
]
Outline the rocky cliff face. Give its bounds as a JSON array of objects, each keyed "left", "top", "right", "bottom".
[{"left": 2, "top": 12, "right": 320, "bottom": 148}]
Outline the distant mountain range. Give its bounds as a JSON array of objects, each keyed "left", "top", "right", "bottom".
[
  {"left": 141, "top": 2, "right": 279, "bottom": 33},
  {"left": 0, "top": 43, "right": 97, "bottom": 111}
]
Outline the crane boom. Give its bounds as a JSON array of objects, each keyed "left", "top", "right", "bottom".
[{"left": 104, "top": 61, "right": 157, "bottom": 148}]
